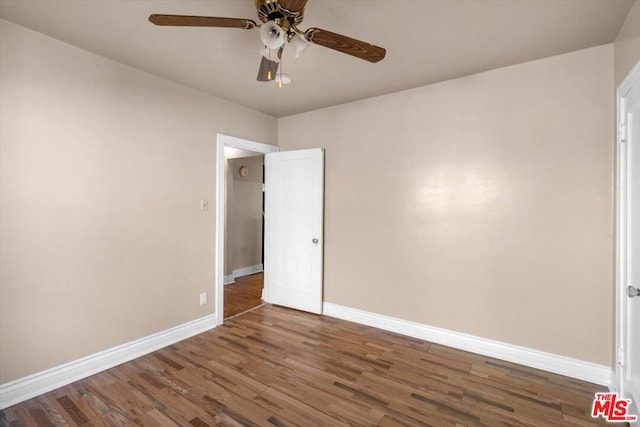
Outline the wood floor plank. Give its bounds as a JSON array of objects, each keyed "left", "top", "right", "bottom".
[
  {"left": 23, "top": 400, "right": 55, "bottom": 427},
  {"left": 0, "top": 305, "right": 613, "bottom": 426},
  {"left": 36, "top": 395, "right": 75, "bottom": 427},
  {"left": 56, "top": 394, "right": 90, "bottom": 425}
]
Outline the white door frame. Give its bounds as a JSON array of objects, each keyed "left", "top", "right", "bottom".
[
  {"left": 615, "top": 61, "right": 640, "bottom": 395},
  {"left": 215, "top": 134, "right": 278, "bottom": 325}
]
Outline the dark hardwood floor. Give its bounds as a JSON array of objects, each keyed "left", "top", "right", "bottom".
[
  {"left": 0, "top": 304, "right": 609, "bottom": 426},
  {"left": 224, "top": 272, "right": 264, "bottom": 319}
]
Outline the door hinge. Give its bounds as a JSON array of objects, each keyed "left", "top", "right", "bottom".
[{"left": 619, "top": 122, "right": 627, "bottom": 143}]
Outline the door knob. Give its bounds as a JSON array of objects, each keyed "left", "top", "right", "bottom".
[
  {"left": 628, "top": 286, "right": 640, "bottom": 298},
  {"left": 312, "top": 238, "right": 319, "bottom": 244}
]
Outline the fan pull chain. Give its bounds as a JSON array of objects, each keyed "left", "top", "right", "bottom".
[
  {"left": 279, "top": 55, "right": 284, "bottom": 88},
  {"left": 267, "top": 48, "right": 272, "bottom": 80}
]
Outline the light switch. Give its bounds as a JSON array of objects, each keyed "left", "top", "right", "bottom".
[{"left": 200, "top": 199, "right": 209, "bottom": 211}]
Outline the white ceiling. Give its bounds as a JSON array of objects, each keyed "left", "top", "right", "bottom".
[{"left": 0, "top": 0, "right": 633, "bottom": 117}]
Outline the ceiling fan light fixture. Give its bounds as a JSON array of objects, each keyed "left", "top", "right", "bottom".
[
  {"left": 260, "top": 21, "right": 285, "bottom": 49},
  {"left": 289, "top": 33, "right": 309, "bottom": 58}
]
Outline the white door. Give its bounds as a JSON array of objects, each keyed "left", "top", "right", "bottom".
[
  {"left": 618, "top": 62, "right": 640, "bottom": 421},
  {"left": 264, "top": 148, "right": 324, "bottom": 314}
]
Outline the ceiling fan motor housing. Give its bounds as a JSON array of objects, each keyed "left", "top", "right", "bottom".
[{"left": 255, "top": 0, "right": 305, "bottom": 26}]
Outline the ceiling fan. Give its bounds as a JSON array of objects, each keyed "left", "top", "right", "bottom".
[{"left": 148, "top": 0, "right": 386, "bottom": 84}]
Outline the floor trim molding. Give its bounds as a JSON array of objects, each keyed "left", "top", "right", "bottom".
[
  {"left": 224, "top": 264, "right": 264, "bottom": 286},
  {"left": 0, "top": 313, "right": 218, "bottom": 410},
  {"left": 323, "top": 302, "right": 611, "bottom": 387}
]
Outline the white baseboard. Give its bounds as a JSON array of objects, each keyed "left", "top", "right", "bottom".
[
  {"left": 234, "top": 263, "right": 263, "bottom": 278},
  {"left": 224, "top": 263, "right": 263, "bottom": 286},
  {"left": 323, "top": 303, "right": 612, "bottom": 387},
  {"left": 0, "top": 313, "right": 218, "bottom": 410}
]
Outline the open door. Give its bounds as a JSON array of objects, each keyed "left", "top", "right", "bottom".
[
  {"left": 264, "top": 148, "right": 324, "bottom": 314},
  {"left": 617, "top": 62, "right": 640, "bottom": 423}
]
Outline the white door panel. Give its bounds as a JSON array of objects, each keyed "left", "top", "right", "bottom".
[
  {"left": 264, "top": 148, "right": 324, "bottom": 314},
  {"left": 624, "top": 76, "right": 640, "bottom": 413},
  {"left": 618, "top": 63, "right": 640, "bottom": 423}
]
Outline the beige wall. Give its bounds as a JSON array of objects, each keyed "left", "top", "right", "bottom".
[
  {"left": 279, "top": 45, "right": 614, "bottom": 365},
  {"left": 225, "top": 156, "right": 264, "bottom": 274},
  {"left": 614, "top": 0, "right": 640, "bottom": 87},
  {"left": 0, "top": 20, "right": 277, "bottom": 383}
]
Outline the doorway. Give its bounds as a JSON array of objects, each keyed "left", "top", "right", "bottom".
[
  {"left": 216, "top": 135, "right": 325, "bottom": 325},
  {"left": 216, "top": 134, "right": 278, "bottom": 325},
  {"left": 223, "top": 149, "right": 264, "bottom": 318}
]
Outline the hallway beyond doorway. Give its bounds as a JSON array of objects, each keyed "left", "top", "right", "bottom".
[{"left": 224, "top": 273, "right": 264, "bottom": 319}]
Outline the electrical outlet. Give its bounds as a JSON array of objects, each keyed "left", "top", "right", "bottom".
[
  {"left": 200, "top": 199, "right": 209, "bottom": 211},
  {"left": 199, "top": 292, "right": 207, "bottom": 305}
]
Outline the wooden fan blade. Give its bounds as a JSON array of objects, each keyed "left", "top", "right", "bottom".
[
  {"left": 304, "top": 28, "right": 386, "bottom": 63},
  {"left": 149, "top": 14, "right": 257, "bottom": 29},
  {"left": 257, "top": 47, "right": 283, "bottom": 82},
  {"left": 279, "top": 0, "right": 308, "bottom": 13}
]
